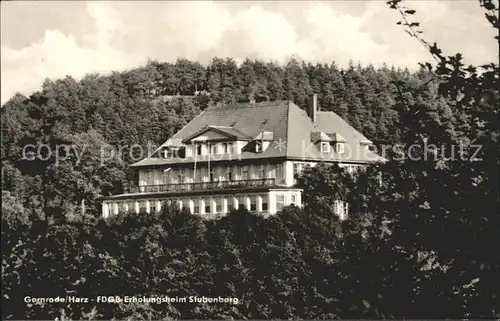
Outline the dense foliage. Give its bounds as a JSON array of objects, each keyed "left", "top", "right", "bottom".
[
  {"left": 2, "top": 0, "right": 499, "bottom": 319},
  {"left": 1, "top": 57, "right": 428, "bottom": 217}
]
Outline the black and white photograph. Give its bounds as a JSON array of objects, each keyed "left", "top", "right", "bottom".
[{"left": 1, "top": 0, "right": 499, "bottom": 320}]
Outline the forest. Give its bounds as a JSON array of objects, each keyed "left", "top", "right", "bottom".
[{"left": 1, "top": 0, "right": 499, "bottom": 319}]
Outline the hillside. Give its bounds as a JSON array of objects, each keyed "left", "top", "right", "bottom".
[{"left": 1, "top": 1, "right": 499, "bottom": 316}]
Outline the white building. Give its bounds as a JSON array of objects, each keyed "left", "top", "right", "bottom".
[{"left": 102, "top": 95, "right": 384, "bottom": 219}]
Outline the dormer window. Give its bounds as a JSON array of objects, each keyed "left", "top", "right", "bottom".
[
  {"left": 321, "top": 142, "right": 331, "bottom": 153},
  {"left": 163, "top": 147, "right": 180, "bottom": 158},
  {"left": 256, "top": 141, "right": 263, "bottom": 153},
  {"left": 335, "top": 142, "right": 345, "bottom": 154},
  {"left": 253, "top": 131, "right": 273, "bottom": 153}
]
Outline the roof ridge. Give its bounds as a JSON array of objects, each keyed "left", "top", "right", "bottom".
[
  {"left": 209, "top": 125, "right": 233, "bottom": 128},
  {"left": 209, "top": 100, "right": 289, "bottom": 110}
]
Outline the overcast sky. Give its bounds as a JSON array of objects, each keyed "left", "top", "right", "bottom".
[{"left": 1, "top": 1, "right": 497, "bottom": 104}]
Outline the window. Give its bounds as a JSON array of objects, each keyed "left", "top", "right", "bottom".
[
  {"left": 249, "top": 165, "right": 255, "bottom": 179},
  {"left": 227, "top": 197, "right": 235, "bottom": 211},
  {"left": 258, "top": 165, "right": 265, "bottom": 179},
  {"left": 276, "top": 194, "right": 285, "bottom": 211},
  {"left": 321, "top": 142, "right": 330, "bottom": 153},
  {"left": 149, "top": 201, "right": 156, "bottom": 213},
  {"left": 178, "top": 168, "right": 185, "bottom": 183},
  {"left": 163, "top": 170, "right": 170, "bottom": 184},
  {"left": 291, "top": 194, "right": 297, "bottom": 205},
  {"left": 205, "top": 199, "right": 211, "bottom": 214},
  {"left": 197, "top": 144, "right": 202, "bottom": 156},
  {"left": 269, "top": 165, "right": 275, "bottom": 178},
  {"left": 177, "top": 199, "right": 182, "bottom": 209},
  {"left": 215, "top": 198, "right": 222, "bottom": 213},
  {"left": 276, "top": 164, "right": 283, "bottom": 179},
  {"left": 111, "top": 203, "right": 117, "bottom": 215},
  {"left": 139, "top": 201, "right": 147, "bottom": 212},
  {"left": 211, "top": 143, "right": 217, "bottom": 155},
  {"left": 293, "top": 163, "right": 302, "bottom": 184},
  {"left": 227, "top": 142, "right": 234, "bottom": 154},
  {"left": 334, "top": 200, "right": 340, "bottom": 214},
  {"left": 145, "top": 171, "right": 154, "bottom": 185},
  {"left": 255, "top": 141, "right": 262, "bottom": 152},
  {"left": 334, "top": 200, "right": 349, "bottom": 220},
  {"left": 336, "top": 142, "right": 345, "bottom": 154},
  {"left": 128, "top": 201, "right": 135, "bottom": 213},
  {"left": 262, "top": 195, "right": 268, "bottom": 212},
  {"left": 224, "top": 142, "right": 229, "bottom": 154},
  {"left": 242, "top": 166, "right": 249, "bottom": 180},
  {"left": 171, "top": 169, "right": 178, "bottom": 184},
  {"left": 343, "top": 202, "right": 349, "bottom": 219},
  {"left": 169, "top": 147, "right": 179, "bottom": 158},
  {"left": 226, "top": 166, "right": 233, "bottom": 181},
  {"left": 193, "top": 200, "right": 200, "bottom": 214},
  {"left": 250, "top": 196, "right": 257, "bottom": 211},
  {"left": 200, "top": 167, "right": 208, "bottom": 182},
  {"left": 210, "top": 168, "right": 216, "bottom": 182},
  {"left": 238, "top": 196, "right": 246, "bottom": 210}
]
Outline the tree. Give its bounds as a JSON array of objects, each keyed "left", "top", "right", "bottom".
[
  {"left": 338, "top": 1, "right": 500, "bottom": 318},
  {"left": 63, "top": 129, "right": 127, "bottom": 218},
  {"left": 18, "top": 91, "right": 71, "bottom": 222}
]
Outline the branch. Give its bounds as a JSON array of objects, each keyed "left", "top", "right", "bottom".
[{"left": 387, "top": 0, "right": 442, "bottom": 64}]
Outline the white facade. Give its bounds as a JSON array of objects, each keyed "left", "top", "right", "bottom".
[
  {"left": 100, "top": 98, "right": 377, "bottom": 220},
  {"left": 103, "top": 158, "right": 304, "bottom": 217},
  {"left": 102, "top": 189, "right": 302, "bottom": 219},
  {"left": 102, "top": 157, "right": 356, "bottom": 219},
  {"left": 137, "top": 162, "right": 287, "bottom": 187}
]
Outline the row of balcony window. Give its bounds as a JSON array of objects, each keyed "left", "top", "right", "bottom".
[
  {"left": 165, "top": 142, "right": 239, "bottom": 158},
  {"left": 165, "top": 141, "right": 345, "bottom": 158},
  {"left": 104, "top": 194, "right": 295, "bottom": 217},
  {"left": 142, "top": 164, "right": 284, "bottom": 186},
  {"left": 130, "top": 178, "right": 276, "bottom": 193}
]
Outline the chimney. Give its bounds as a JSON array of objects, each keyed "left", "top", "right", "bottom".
[{"left": 308, "top": 94, "right": 318, "bottom": 124}]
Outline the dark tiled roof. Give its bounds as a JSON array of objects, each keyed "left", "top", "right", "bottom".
[{"left": 131, "top": 100, "right": 384, "bottom": 167}]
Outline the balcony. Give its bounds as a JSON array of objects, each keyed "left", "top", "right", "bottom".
[{"left": 128, "top": 178, "right": 276, "bottom": 194}]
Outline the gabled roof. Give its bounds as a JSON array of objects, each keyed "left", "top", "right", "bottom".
[
  {"left": 182, "top": 125, "right": 252, "bottom": 143},
  {"left": 328, "top": 133, "right": 347, "bottom": 142},
  {"left": 131, "top": 100, "right": 385, "bottom": 167},
  {"left": 310, "top": 132, "right": 333, "bottom": 143}
]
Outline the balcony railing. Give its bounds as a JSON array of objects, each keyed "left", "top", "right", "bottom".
[{"left": 128, "top": 178, "right": 276, "bottom": 194}]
